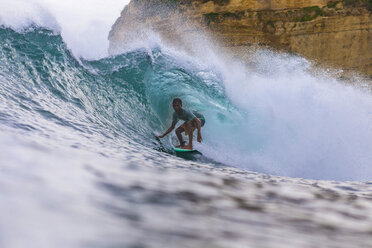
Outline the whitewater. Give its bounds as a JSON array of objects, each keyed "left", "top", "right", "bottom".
[{"left": 1, "top": 1, "right": 372, "bottom": 248}]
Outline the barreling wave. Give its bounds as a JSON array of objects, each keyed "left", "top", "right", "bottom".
[{"left": 1, "top": 26, "right": 372, "bottom": 181}]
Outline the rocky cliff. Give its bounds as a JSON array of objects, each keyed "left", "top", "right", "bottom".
[{"left": 109, "top": 0, "right": 372, "bottom": 76}]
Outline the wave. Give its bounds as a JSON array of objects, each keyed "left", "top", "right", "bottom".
[{"left": 1, "top": 26, "right": 372, "bottom": 181}]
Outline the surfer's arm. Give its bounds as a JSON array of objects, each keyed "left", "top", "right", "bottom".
[{"left": 157, "top": 120, "right": 177, "bottom": 138}]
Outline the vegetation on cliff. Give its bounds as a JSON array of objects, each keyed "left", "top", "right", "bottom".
[
  {"left": 342, "top": 0, "right": 372, "bottom": 10},
  {"left": 297, "top": 6, "right": 324, "bottom": 22}
]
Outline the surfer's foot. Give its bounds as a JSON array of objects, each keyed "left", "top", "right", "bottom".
[
  {"left": 175, "top": 141, "right": 186, "bottom": 148},
  {"left": 181, "top": 145, "right": 193, "bottom": 150}
]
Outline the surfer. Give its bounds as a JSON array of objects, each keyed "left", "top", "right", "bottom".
[{"left": 156, "top": 98, "right": 205, "bottom": 150}]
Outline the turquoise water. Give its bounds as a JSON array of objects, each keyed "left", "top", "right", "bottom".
[{"left": 1, "top": 26, "right": 372, "bottom": 248}]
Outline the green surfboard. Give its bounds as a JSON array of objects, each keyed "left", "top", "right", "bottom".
[{"left": 174, "top": 147, "right": 198, "bottom": 153}]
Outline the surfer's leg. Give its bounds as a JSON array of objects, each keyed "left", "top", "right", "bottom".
[
  {"left": 181, "top": 121, "right": 195, "bottom": 150},
  {"left": 175, "top": 125, "right": 186, "bottom": 147},
  {"left": 188, "top": 120, "right": 197, "bottom": 135}
]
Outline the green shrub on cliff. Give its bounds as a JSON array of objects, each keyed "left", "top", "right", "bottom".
[
  {"left": 266, "top": 20, "right": 275, "bottom": 28},
  {"left": 204, "top": 11, "right": 244, "bottom": 25},
  {"left": 342, "top": 0, "right": 372, "bottom": 10},
  {"left": 204, "top": 13, "right": 220, "bottom": 25},
  {"left": 327, "top": 1, "right": 339, "bottom": 8},
  {"left": 222, "top": 11, "right": 242, "bottom": 19},
  {"left": 297, "top": 6, "right": 324, "bottom": 22}
]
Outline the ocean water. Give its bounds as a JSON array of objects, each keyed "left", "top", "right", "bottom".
[{"left": 1, "top": 5, "right": 372, "bottom": 248}]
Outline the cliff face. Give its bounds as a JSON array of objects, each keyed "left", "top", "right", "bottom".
[{"left": 109, "top": 0, "right": 372, "bottom": 76}]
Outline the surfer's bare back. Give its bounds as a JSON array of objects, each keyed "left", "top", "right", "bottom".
[{"left": 156, "top": 98, "right": 205, "bottom": 150}]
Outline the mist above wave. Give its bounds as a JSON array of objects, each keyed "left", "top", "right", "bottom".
[{"left": 0, "top": 0, "right": 126, "bottom": 59}]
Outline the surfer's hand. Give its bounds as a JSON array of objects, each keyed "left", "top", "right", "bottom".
[{"left": 197, "top": 135, "right": 202, "bottom": 142}]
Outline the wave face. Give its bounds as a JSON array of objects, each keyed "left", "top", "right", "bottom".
[{"left": 1, "top": 26, "right": 372, "bottom": 181}]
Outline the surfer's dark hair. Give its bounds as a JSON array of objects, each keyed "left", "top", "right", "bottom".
[{"left": 172, "top": 98, "right": 182, "bottom": 105}]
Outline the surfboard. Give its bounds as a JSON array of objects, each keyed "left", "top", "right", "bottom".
[{"left": 174, "top": 147, "right": 198, "bottom": 153}]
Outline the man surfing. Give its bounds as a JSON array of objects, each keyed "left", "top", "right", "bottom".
[{"left": 156, "top": 98, "right": 205, "bottom": 150}]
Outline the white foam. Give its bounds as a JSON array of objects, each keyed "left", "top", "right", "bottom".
[
  {"left": 201, "top": 51, "right": 372, "bottom": 181},
  {"left": 0, "top": 0, "right": 60, "bottom": 32}
]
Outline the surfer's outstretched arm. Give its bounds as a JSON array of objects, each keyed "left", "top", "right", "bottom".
[{"left": 156, "top": 120, "right": 177, "bottom": 138}]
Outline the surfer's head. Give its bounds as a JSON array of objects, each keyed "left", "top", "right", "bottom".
[{"left": 172, "top": 98, "right": 182, "bottom": 112}]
